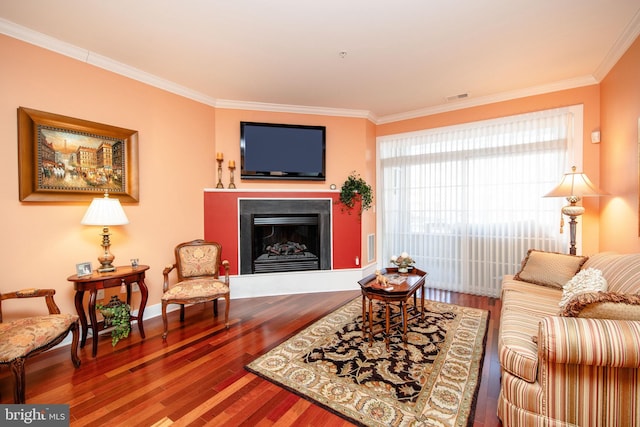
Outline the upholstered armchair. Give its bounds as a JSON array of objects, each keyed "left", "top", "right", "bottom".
[
  {"left": 161, "top": 239, "right": 231, "bottom": 339},
  {"left": 0, "top": 288, "right": 81, "bottom": 403}
]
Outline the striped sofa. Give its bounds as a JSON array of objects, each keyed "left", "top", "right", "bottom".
[{"left": 498, "top": 251, "right": 640, "bottom": 426}]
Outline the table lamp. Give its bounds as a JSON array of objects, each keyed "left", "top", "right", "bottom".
[
  {"left": 81, "top": 191, "right": 129, "bottom": 272},
  {"left": 544, "top": 166, "right": 607, "bottom": 255}
]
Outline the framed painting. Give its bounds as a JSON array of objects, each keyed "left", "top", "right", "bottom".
[{"left": 17, "top": 107, "right": 139, "bottom": 202}]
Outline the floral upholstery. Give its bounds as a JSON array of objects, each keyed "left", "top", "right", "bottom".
[
  {"left": 178, "top": 244, "right": 219, "bottom": 278},
  {"left": 162, "top": 278, "right": 229, "bottom": 301},
  {"left": 162, "top": 239, "right": 231, "bottom": 340},
  {"left": 0, "top": 314, "right": 78, "bottom": 363},
  {"left": 0, "top": 288, "right": 80, "bottom": 403}
]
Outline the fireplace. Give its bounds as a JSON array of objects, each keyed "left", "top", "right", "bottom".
[
  {"left": 239, "top": 199, "right": 332, "bottom": 274},
  {"left": 251, "top": 214, "right": 319, "bottom": 273}
]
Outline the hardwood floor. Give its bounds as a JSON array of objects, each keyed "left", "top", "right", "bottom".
[{"left": 0, "top": 289, "right": 502, "bottom": 426}]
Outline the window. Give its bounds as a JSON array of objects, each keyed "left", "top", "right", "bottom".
[{"left": 377, "top": 106, "right": 581, "bottom": 297}]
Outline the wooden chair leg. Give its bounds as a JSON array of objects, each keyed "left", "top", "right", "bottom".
[
  {"left": 10, "top": 358, "right": 26, "bottom": 404},
  {"left": 162, "top": 301, "right": 169, "bottom": 340},
  {"left": 224, "top": 295, "right": 230, "bottom": 328},
  {"left": 179, "top": 304, "right": 185, "bottom": 322},
  {"left": 70, "top": 321, "right": 81, "bottom": 368},
  {"left": 213, "top": 299, "right": 218, "bottom": 316}
]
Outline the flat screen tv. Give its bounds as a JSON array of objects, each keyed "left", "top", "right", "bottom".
[{"left": 240, "top": 121, "right": 326, "bottom": 181}]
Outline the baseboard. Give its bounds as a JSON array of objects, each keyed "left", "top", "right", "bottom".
[{"left": 56, "top": 265, "right": 376, "bottom": 348}]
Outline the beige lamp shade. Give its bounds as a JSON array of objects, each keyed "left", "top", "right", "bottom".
[
  {"left": 81, "top": 192, "right": 128, "bottom": 272},
  {"left": 81, "top": 193, "right": 129, "bottom": 226},
  {"left": 544, "top": 166, "right": 607, "bottom": 256},
  {"left": 544, "top": 166, "right": 608, "bottom": 201}
]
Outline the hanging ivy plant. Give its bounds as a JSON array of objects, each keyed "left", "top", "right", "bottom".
[
  {"left": 339, "top": 171, "right": 373, "bottom": 213},
  {"left": 97, "top": 296, "right": 131, "bottom": 346}
]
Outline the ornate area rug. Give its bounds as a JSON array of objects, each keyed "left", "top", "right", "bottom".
[{"left": 246, "top": 297, "right": 489, "bottom": 426}]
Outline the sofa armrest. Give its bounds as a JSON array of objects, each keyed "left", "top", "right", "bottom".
[
  {"left": 539, "top": 316, "right": 640, "bottom": 368},
  {"left": 537, "top": 316, "right": 640, "bottom": 425}
]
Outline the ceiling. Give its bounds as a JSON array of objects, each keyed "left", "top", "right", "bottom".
[{"left": 2, "top": 1, "right": 640, "bottom": 123}]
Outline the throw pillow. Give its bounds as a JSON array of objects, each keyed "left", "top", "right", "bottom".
[
  {"left": 514, "top": 249, "right": 588, "bottom": 289},
  {"left": 558, "top": 267, "right": 608, "bottom": 308},
  {"left": 560, "top": 292, "right": 640, "bottom": 319}
]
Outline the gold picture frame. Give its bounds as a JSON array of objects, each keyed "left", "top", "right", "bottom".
[{"left": 18, "top": 107, "right": 139, "bottom": 202}]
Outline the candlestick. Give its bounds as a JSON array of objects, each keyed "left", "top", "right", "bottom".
[
  {"left": 216, "top": 152, "right": 223, "bottom": 161},
  {"left": 228, "top": 161, "right": 236, "bottom": 189},
  {"left": 216, "top": 158, "right": 224, "bottom": 188}
]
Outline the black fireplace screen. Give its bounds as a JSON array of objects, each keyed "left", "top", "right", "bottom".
[
  {"left": 238, "top": 199, "right": 332, "bottom": 275},
  {"left": 251, "top": 214, "right": 320, "bottom": 273}
]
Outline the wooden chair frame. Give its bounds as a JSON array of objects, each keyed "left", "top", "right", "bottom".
[
  {"left": 162, "top": 240, "right": 230, "bottom": 339},
  {"left": 0, "top": 288, "right": 80, "bottom": 403}
]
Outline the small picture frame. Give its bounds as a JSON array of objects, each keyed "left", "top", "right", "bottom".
[{"left": 76, "top": 262, "right": 93, "bottom": 277}]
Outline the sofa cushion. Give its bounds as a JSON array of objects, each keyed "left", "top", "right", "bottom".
[
  {"left": 501, "top": 276, "right": 565, "bottom": 299},
  {"left": 559, "top": 268, "right": 608, "bottom": 308},
  {"left": 582, "top": 252, "right": 640, "bottom": 294},
  {"left": 161, "top": 278, "right": 229, "bottom": 301},
  {"left": 499, "top": 282, "right": 562, "bottom": 383},
  {"left": 499, "top": 370, "right": 543, "bottom": 415},
  {"left": 514, "top": 249, "right": 587, "bottom": 290}
]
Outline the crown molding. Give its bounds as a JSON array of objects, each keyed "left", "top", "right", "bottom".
[
  {"left": 593, "top": 8, "right": 640, "bottom": 80},
  {"left": 0, "top": 17, "right": 86, "bottom": 60},
  {"left": 214, "top": 99, "right": 375, "bottom": 121},
  {"left": 376, "top": 75, "right": 598, "bottom": 124},
  {"left": 0, "top": 18, "right": 216, "bottom": 108},
  {"left": 1, "top": 18, "right": 375, "bottom": 121},
  {"left": 377, "top": 11, "right": 640, "bottom": 124},
  {"left": 2, "top": 15, "right": 634, "bottom": 126}
]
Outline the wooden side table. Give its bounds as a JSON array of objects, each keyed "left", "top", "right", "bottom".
[
  {"left": 67, "top": 265, "right": 149, "bottom": 357},
  {"left": 358, "top": 267, "right": 428, "bottom": 349}
]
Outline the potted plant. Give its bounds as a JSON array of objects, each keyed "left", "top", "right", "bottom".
[
  {"left": 339, "top": 171, "right": 373, "bottom": 214},
  {"left": 97, "top": 295, "right": 131, "bottom": 346}
]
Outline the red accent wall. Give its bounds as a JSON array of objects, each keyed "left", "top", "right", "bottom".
[{"left": 204, "top": 191, "right": 362, "bottom": 275}]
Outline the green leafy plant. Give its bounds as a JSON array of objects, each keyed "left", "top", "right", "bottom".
[
  {"left": 97, "top": 296, "right": 131, "bottom": 346},
  {"left": 339, "top": 171, "right": 373, "bottom": 213}
]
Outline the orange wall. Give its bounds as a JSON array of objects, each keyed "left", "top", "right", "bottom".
[
  {"left": 2, "top": 29, "right": 639, "bottom": 320},
  {"left": 0, "top": 35, "right": 216, "bottom": 317},
  {"left": 0, "top": 34, "right": 375, "bottom": 318},
  {"left": 377, "top": 86, "right": 603, "bottom": 255},
  {"left": 599, "top": 36, "right": 640, "bottom": 252}
]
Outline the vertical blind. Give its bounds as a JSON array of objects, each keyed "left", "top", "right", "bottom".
[{"left": 378, "top": 108, "right": 575, "bottom": 297}]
